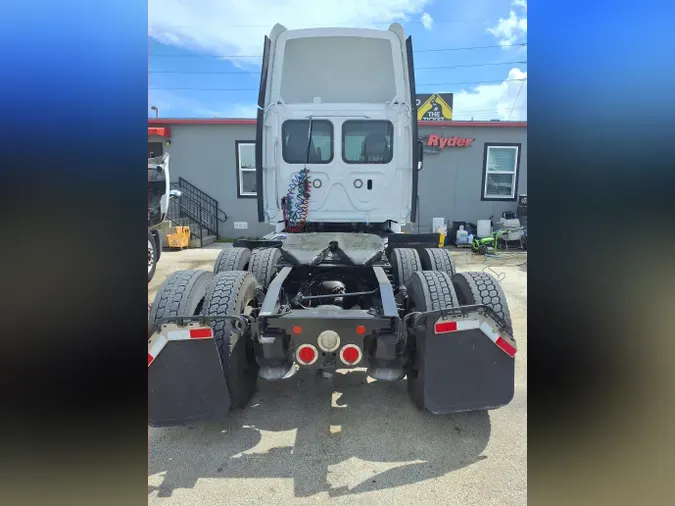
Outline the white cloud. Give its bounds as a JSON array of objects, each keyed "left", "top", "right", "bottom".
[
  {"left": 149, "top": 90, "right": 257, "bottom": 118},
  {"left": 451, "top": 68, "right": 527, "bottom": 121},
  {"left": 488, "top": 0, "right": 527, "bottom": 47},
  {"left": 512, "top": 0, "right": 527, "bottom": 12},
  {"left": 150, "top": 0, "right": 432, "bottom": 66},
  {"left": 227, "top": 103, "right": 259, "bottom": 118},
  {"left": 420, "top": 12, "right": 434, "bottom": 30}
]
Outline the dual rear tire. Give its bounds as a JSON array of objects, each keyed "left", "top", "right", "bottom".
[
  {"left": 149, "top": 246, "right": 283, "bottom": 413},
  {"left": 398, "top": 251, "right": 513, "bottom": 412},
  {"left": 149, "top": 269, "right": 261, "bottom": 411},
  {"left": 390, "top": 247, "right": 456, "bottom": 287},
  {"left": 214, "top": 246, "right": 281, "bottom": 289}
]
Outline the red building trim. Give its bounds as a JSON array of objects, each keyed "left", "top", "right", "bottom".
[
  {"left": 148, "top": 127, "right": 172, "bottom": 137},
  {"left": 148, "top": 118, "right": 526, "bottom": 128}
]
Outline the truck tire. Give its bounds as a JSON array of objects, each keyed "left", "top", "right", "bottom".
[
  {"left": 452, "top": 272, "right": 512, "bottom": 328},
  {"left": 148, "top": 230, "right": 157, "bottom": 283},
  {"left": 405, "top": 270, "right": 460, "bottom": 410},
  {"left": 420, "top": 247, "right": 456, "bottom": 277},
  {"left": 391, "top": 248, "right": 422, "bottom": 288},
  {"left": 153, "top": 230, "right": 163, "bottom": 262},
  {"left": 149, "top": 270, "right": 214, "bottom": 335},
  {"left": 248, "top": 248, "right": 281, "bottom": 288},
  {"left": 214, "top": 247, "right": 251, "bottom": 274},
  {"left": 201, "top": 271, "right": 259, "bottom": 410}
]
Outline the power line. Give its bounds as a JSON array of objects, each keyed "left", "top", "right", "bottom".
[
  {"left": 453, "top": 108, "right": 527, "bottom": 115},
  {"left": 417, "top": 43, "right": 526, "bottom": 53},
  {"left": 149, "top": 61, "right": 527, "bottom": 75},
  {"left": 148, "top": 42, "right": 526, "bottom": 59},
  {"left": 419, "top": 78, "right": 526, "bottom": 87},
  {"left": 148, "top": 78, "right": 526, "bottom": 92},
  {"left": 508, "top": 78, "right": 527, "bottom": 120},
  {"left": 417, "top": 60, "right": 526, "bottom": 71},
  {"left": 146, "top": 111, "right": 527, "bottom": 121},
  {"left": 146, "top": 105, "right": 525, "bottom": 116},
  {"left": 151, "top": 18, "right": 511, "bottom": 30}
]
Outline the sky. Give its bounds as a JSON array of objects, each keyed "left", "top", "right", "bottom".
[{"left": 148, "top": 0, "right": 527, "bottom": 121}]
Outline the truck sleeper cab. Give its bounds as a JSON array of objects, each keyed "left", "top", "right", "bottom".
[{"left": 256, "top": 24, "right": 420, "bottom": 231}]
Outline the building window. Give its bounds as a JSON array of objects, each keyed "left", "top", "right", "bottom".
[
  {"left": 481, "top": 143, "right": 521, "bottom": 201},
  {"left": 282, "top": 120, "right": 333, "bottom": 164},
  {"left": 236, "top": 141, "right": 257, "bottom": 198},
  {"left": 342, "top": 120, "right": 393, "bottom": 164}
]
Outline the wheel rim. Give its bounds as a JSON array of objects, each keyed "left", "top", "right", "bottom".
[{"left": 148, "top": 239, "right": 155, "bottom": 273}]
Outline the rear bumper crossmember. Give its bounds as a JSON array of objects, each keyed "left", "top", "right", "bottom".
[{"left": 149, "top": 305, "right": 514, "bottom": 347}]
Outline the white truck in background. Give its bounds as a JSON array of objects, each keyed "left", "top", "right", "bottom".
[{"left": 148, "top": 153, "right": 181, "bottom": 281}]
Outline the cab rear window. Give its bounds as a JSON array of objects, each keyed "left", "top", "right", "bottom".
[
  {"left": 282, "top": 120, "right": 333, "bottom": 164},
  {"left": 342, "top": 120, "right": 393, "bottom": 164}
]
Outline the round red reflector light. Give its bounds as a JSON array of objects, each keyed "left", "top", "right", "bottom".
[
  {"left": 356, "top": 325, "right": 366, "bottom": 335},
  {"left": 296, "top": 344, "right": 318, "bottom": 365},
  {"left": 340, "top": 345, "right": 362, "bottom": 365},
  {"left": 292, "top": 325, "right": 303, "bottom": 334}
]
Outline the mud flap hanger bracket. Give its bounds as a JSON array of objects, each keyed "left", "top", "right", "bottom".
[
  {"left": 150, "top": 314, "right": 253, "bottom": 336},
  {"left": 404, "top": 304, "right": 513, "bottom": 337}
]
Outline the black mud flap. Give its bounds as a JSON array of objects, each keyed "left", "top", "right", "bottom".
[
  {"left": 419, "top": 328, "right": 515, "bottom": 414},
  {"left": 149, "top": 339, "right": 231, "bottom": 427}
]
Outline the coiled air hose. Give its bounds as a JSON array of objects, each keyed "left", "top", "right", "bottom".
[
  {"left": 283, "top": 167, "right": 311, "bottom": 232},
  {"left": 283, "top": 118, "right": 315, "bottom": 232}
]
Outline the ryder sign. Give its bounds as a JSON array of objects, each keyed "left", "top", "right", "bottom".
[{"left": 427, "top": 135, "right": 474, "bottom": 149}]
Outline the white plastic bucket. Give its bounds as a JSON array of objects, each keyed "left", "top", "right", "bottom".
[{"left": 477, "top": 219, "right": 492, "bottom": 238}]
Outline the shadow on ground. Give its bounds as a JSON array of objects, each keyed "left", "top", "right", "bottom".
[{"left": 149, "top": 370, "right": 491, "bottom": 499}]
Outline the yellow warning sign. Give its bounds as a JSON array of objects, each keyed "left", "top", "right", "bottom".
[{"left": 417, "top": 93, "right": 453, "bottom": 121}]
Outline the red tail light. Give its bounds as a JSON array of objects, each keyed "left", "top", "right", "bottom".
[
  {"left": 340, "top": 345, "right": 362, "bottom": 365},
  {"left": 296, "top": 344, "right": 319, "bottom": 365}
]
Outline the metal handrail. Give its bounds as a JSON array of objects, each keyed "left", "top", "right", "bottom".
[{"left": 168, "top": 180, "right": 221, "bottom": 240}]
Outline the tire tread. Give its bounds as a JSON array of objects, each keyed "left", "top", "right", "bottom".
[
  {"left": 421, "top": 248, "right": 456, "bottom": 277},
  {"left": 248, "top": 248, "right": 281, "bottom": 287},
  {"left": 392, "top": 248, "right": 422, "bottom": 287},
  {"left": 202, "top": 271, "right": 258, "bottom": 409},
  {"left": 214, "top": 247, "right": 251, "bottom": 274},
  {"left": 452, "top": 271, "right": 512, "bottom": 327}
]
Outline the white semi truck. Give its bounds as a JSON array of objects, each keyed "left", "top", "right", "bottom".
[
  {"left": 148, "top": 153, "right": 180, "bottom": 282},
  {"left": 148, "top": 24, "right": 516, "bottom": 426}
]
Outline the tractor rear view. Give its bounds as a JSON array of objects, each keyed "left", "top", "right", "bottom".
[{"left": 148, "top": 24, "right": 517, "bottom": 427}]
